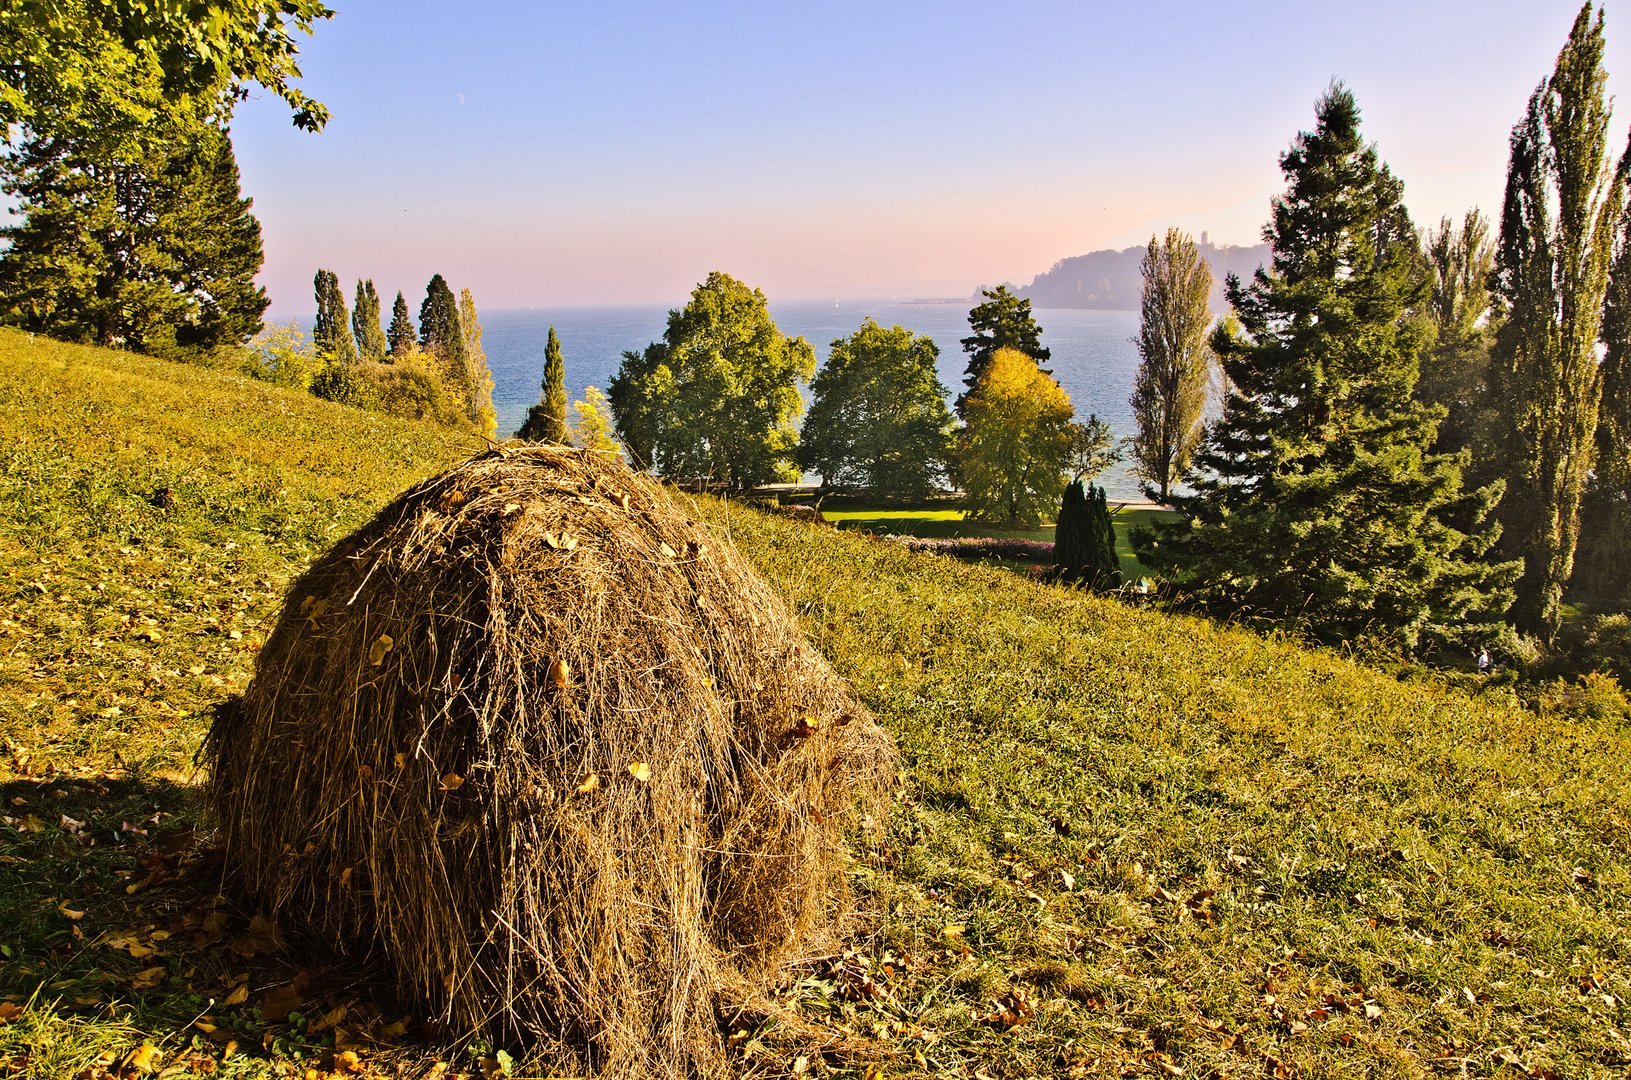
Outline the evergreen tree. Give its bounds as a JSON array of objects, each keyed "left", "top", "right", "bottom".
[
  {"left": 608, "top": 271, "right": 814, "bottom": 488},
  {"left": 797, "top": 318, "right": 955, "bottom": 501},
  {"left": 352, "top": 278, "right": 387, "bottom": 362},
  {"left": 1135, "top": 84, "right": 1514, "bottom": 653},
  {"left": 1492, "top": 3, "right": 1627, "bottom": 639},
  {"left": 1576, "top": 188, "right": 1631, "bottom": 605},
  {"left": 311, "top": 269, "right": 356, "bottom": 364},
  {"left": 386, "top": 291, "right": 415, "bottom": 359},
  {"left": 418, "top": 274, "right": 466, "bottom": 371},
  {"left": 958, "top": 285, "right": 1050, "bottom": 415},
  {"left": 1130, "top": 228, "right": 1216, "bottom": 501},
  {"left": 960, "top": 347, "right": 1074, "bottom": 526},
  {"left": 457, "top": 287, "right": 496, "bottom": 438},
  {"left": 1054, "top": 481, "right": 1121, "bottom": 590},
  {"left": 517, "top": 326, "right": 569, "bottom": 442},
  {"left": 0, "top": 124, "right": 267, "bottom": 357}
]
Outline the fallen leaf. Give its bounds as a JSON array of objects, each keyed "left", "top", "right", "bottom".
[
  {"left": 548, "top": 657, "right": 570, "bottom": 689},
  {"left": 368, "top": 633, "right": 394, "bottom": 666},
  {"left": 56, "top": 901, "right": 84, "bottom": 920},
  {"left": 659, "top": 542, "right": 677, "bottom": 559},
  {"left": 0, "top": 1002, "right": 21, "bottom": 1023},
  {"left": 1060, "top": 870, "right": 1075, "bottom": 891},
  {"left": 560, "top": 533, "right": 580, "bottom": 551},
  {"left": 223, "top": 984, "right": 249, "bottom": 1007},
  {"left": 576, "top": 774, "right": 599, "bottom": 794},
  {"left": 942, "top": 924, "right": 966, "bottom": 939},
  {"left": 502, "top": 502, "right": 521, "bottom": 515},
  {"left": 1364, "top": 1002, "right": 1383, "bottom": 1021},
  {"left": 627, "top": 762, "right": 651, "bottom": 782},
  {"left": 129, "top": 966, "right": 167, "bottom": 989},
  {"left": 124, "top": 1043, "right": 163, "bottom": 1074},
  {"left": 439, "top": 772, "right": 465, "bottom": 791}
]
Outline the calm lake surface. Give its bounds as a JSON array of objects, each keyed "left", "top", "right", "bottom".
[{"left": 481, "top": 300, "right": 1146, "bottom": 499}]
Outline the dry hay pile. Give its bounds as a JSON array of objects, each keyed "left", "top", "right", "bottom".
[{"left": 205, "top": 446, "right": 895, "bottom": 1077}]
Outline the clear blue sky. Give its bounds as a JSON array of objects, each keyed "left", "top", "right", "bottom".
[{"left": 232, "top": 1, "right": 1631, "bottom": 316}]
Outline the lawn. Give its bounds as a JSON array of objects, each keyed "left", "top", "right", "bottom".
[{"left": 1, "top": 329, "right": 1627, "bottom": 1079}]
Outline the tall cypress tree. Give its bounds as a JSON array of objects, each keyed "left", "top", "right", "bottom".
[
  {"left": 1053, "top": 480, "right": 1120, "bottom": 590},
  {"left": 419, "top": 273, "right": 467, "bottom": 384},
  {"left": 1135, "top": 84, "right": 1514, "bottom": 653},
  {"left": 520, "top": 325, "right": 569, "bottom": 442},
  {"left": 386, "top": 291, "right": 415, "bottom": 359},
  {"left": 352, "top": 278, "right": 387, "bottom": 362},
  {"left": 312, "top": 269, "right": 356, "bottom": 364},
  {"left": 1492, "top": 3, "right": 1627, "bottom": 639}
]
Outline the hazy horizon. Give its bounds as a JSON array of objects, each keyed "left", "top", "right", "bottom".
[{"left": 232, "top": 1, "right": 1631, "bottom": 314}]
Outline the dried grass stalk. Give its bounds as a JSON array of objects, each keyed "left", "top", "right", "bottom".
[{"left": 205, "top": 446, "right": 894, "bottom": 1077}]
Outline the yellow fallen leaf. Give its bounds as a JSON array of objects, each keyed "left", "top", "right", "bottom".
[
  {"left": 616, "top": 493, "right": 631, "bottom": 510},
  {"left": 548, "top": 657, "right": 570, "bottom": 689},
  {"left": 394, "top": 752, "right": 406, "bottom": 769},
  {"left": 57, "top": 901, "right": 84, "bottom": 920},
  {"left": 223, "top": 984, "right": 249, "bottom": 1007},
  {"left": 368, "top": 633, "right": 394, "bottom": 666},
  {"left": 541, "top": 531, "right": 560, "bottom": 549},
  {"left": 124, "top": 1043, "right": 162, "bottom": 1073},
  {"left": 129, "top": 966, "right": 166, "bottom": 989},
  {"left": 576, "top": 774, "right": 599, "bottom": 794},
  {"left": 659, "top": 542, "right": 677, "bottom": 558},
  {"left": 439, "top": 772, "right": 465, "bottom": 791},
  {"left": 560, "top": 533, "right": 580, "bottom": 551},
  {"left": 942, "top": 924, "right": 966, "bottom": 939},
  {"left": 627, "top": 762, "right": 651, "bottom": 782},
  {"left": 502, "top": 502, "right": 521, "bottom": 515}
]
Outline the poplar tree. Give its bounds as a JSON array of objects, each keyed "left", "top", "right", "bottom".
[
  {"left": 1576, "top": 190, "right": 1631, "bottom": 603},
  {"left": 1135, "top": 84, "right": 1514, "bottom": 653},
  {"left": 1130, "top": 228, "right": 1216, "bottom": 501},
  {"left": 1491, "top": 3, "right": 1627, "bottom": 639},
  {"left": 457, "top": 286, "right": 496, "bottom": 438},
  {"left": 311, "top": 269, "right": 356, "bottom": 364},
  {"left": 386, "top": 291, "right": 415, "bottom": 358},
  {"left": 352, "top": 278, "right": 387, "bottom": 362},
  {"left": 518, "top": 326, "right": 569, "bottom": 443},
  {"left": 1417, "top": 212, "right": 1500, "bottom": 471}
]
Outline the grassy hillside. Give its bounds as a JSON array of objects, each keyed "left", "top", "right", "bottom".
[{"left": 0, "top": 328, "right": 1627, "bottom": 1079}]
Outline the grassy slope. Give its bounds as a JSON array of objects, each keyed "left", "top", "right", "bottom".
[{"left": 0, "top": 328, "right": 1627, "bottom": 1078}]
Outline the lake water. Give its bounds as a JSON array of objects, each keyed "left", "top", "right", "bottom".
[{"left": 482, "top": 300, "right": 1146, "bottom": 499}]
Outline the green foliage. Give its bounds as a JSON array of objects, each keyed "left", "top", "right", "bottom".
[
  {"left": 958, "top": 284, "right": 1050, "bottom": 414},
  {"left": 607, "top": 271, "right": 814, "bottom": 489},
  {"left": 1053, "top": 480, "right": 1120, "bottom": 590},
  {"left": 1138, "top": 85, "right": 1515, "bottom": 655},
  {"left": 311, "top": 268, "right": 356, "bottom": 365},
  {"left": 353, "top": 353, "right": 472, "bottom": 430},
  {"left": 352, "top": 279, "right": 387, "bottom": 363},
  {"left": 386, "top": 291, "right": 416, "bottom": 359},
  {"left": 518, "top": 326, "right": 569, "bottom": 442},
  {"left": 242, "top": 320, "right": 319, "bottom": 389},
  {"left": 0, "top": 1, "right": 332, "bottom": 154},
  {"left": 418, "top": 274, "right": 466, "bottom": 374},
  {"left": 309, "top": 358, "right": 363, "bottom": 406},
  {"left": 0, "top": 125, "right": 267, "bottom": 359},
  {"left": 1492, "top": 4, "right": 1626, "bottom": 640},
  {"left": 1417, "top": 212, "right": 1501, "bottom": 472},
  {"left": 1130, "top": 229, "right": 1215, "bottom": 502},
  {"left": 960, "top": 347, "right": 1074, "bottom": 526},
  {"left": 797, "top": 318, "right": 954, "bottom": 501},
  {"left": 1066, "top": 414, "right": 1121, "bottom": 484}
]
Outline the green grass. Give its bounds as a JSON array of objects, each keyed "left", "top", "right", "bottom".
[{"left": 1, "top": 328, "right": 1628, "bottom": 1079}]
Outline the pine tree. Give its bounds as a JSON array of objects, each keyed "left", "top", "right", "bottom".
[
  {"left": 1130, "top": 228, "right": 1216, "bottom": 502},
  {"left": 418, "top": 274, "right": 466, "bottom": 371},
  {"left": 312, "top": 269, "right": 357, "bottom": 364},
  {"left": 517, "top": 326, "right": 569, "bottom": 442},
  {"left": 1135, "top": 84, "right": 1514, "bottom": 653},
  {"left": 386, "top": 291, "right": 415, "bottom": 359},
  {"left": 352, "top": 278, "right": 387, "bottom": 362},
  {"left": 957, "top": 285, "right": 1050, "bottom": 416},
  {"left": 1492, "top": 3, "right": 1627, "bottom": 639},
  {"left": 0, "top": 124, "right": 267, "bottom": 357}
]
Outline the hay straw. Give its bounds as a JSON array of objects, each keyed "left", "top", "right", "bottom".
[{"left": 205, "top": 445, "right": 895, "bottom": 1077}]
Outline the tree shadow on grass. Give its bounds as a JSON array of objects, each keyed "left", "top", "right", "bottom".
[{"left": 0, "top": 775, "right": 433, "bottom": 1077}]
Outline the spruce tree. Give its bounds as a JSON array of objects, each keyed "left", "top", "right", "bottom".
[
  {"left": 1492, "top": 3, "right": 1627, "bottom": 639},
  {"left": 419, "top": 274, "right": 468, "bottom": 393},
  {"left": 311, "top": 269, "right": 356, "bottom": 364},
  {"left": 518, "top": 327, "right": 570, "bottom": 442},
  {"left": 1135, "top": 84, "right": 1514, "bottom": 653},
  {"left": 0, "top": 124, "right": 267, "bottom": 357},
  {"left": 386, "top": 291, "right": 415, "bottom": 359},
  {"left": 352, "top": 278, "right": 387, "bottom": 362}
]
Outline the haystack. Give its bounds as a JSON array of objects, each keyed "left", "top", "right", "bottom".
[{"left": 205, "top": 446, "right": 894, "bottom": 1077}]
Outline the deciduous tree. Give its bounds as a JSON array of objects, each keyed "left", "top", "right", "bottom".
[
  {"left": 608, "top": 271, "right": 814, "bottom": 489},
  {"left": 457, "top": 287, "right": 496, "bottom": 439},
  {"left": 797, "top": 318, "right": 954, "bottom": 501},
  {"left": 570, "top": 386, "right": 621, "bottom": 456},
  {"left": 1136, "top": 84, "right": 1514, "bottom": 653},
  {"left": 1576, "top": 186, "right": 1631, "bottom": 605},
  {"left": 1130, "top": 228, "right": 1215, "bottom": 502},
  {"left": 1492, "top": 3, "right": 1627, "bottom": 639},
  {"left": 960, "top": 347, "right": 1074, "bottom": 526},
  {"left": 1417, "top": 212, "right": 1500, "bottom": 469}
]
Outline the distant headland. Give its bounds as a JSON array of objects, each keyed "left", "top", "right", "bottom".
[{"left": 1014, "top": 233, "right": 1271, "bottom": 312}]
